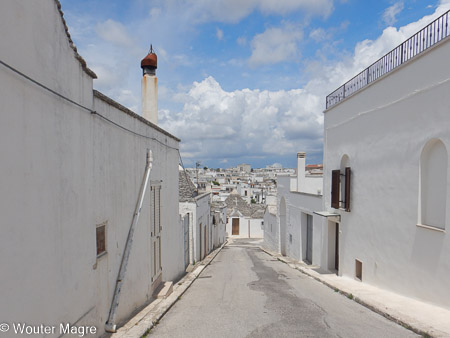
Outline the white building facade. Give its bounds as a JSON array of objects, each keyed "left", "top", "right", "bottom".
[
  {"left": 323, "top": 11, "right": 450, "bottom": 309},
  {"left": 263, "top": 153, "right": 323, "bottom": 265},
  {"left": 0, "top": 1, "right": 184, "bottom": 335}
]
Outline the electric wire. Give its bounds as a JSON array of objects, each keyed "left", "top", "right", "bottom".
[
  {"left": 0, "top": 58, "right": 179, "bottom": 151},
  {"left": 0, "top": 59, "right": 95, "bottom": 114}
]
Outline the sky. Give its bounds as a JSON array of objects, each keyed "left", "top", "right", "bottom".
[{"left": 60, "top": 0, "right": 450, "bottom": 168}]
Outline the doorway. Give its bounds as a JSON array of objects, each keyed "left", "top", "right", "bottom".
[
  {"left": 204, "top": 226, "right": 207, "bottom": 258},
  {"left": 280, "top": 197, "right": 287, "bottom": 256},
  {"left": 327, "top": 221, "right": 339, "bottom": 273},
  {"left": 232, "top": 218, "right": 240, "bottom": 235},
  {"left": 306, "top": 214, "right": 313, "bottom": 264},
  {"left": 150, "top": 185, "right": 162, "bottom": 284}
]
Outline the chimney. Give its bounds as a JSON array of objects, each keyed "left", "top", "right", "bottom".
[
  {"left": 141, "top": 45, "right": 158, "bottom": 124},
  {"left": 297, "top": 152, "right": 306, "bottom": 192}
]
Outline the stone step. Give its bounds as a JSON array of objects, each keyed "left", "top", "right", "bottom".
[{"left": 156, "top": 281, "right": 173, "bottom": 299}]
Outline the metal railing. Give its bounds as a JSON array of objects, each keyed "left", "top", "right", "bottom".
[{"left": 326, "top": 9, "right": 449, "bottom": 109}]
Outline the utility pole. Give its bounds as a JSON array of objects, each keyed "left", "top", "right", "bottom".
[{"left": 196, "top": 161, "right": 201, "bottom": 194}]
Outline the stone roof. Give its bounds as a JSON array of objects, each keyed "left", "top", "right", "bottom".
[
  {"left": 225, "top": 193, "right": 264, "bottom": 219},
  {"left": 225, "top": 193, "right": 253, "bottom": 217},
  {"left": 211, "top": 201, "right": 226, "bottom": 211},
  {"left": 179, "top": 171, "right": 197, "bottom": 202},
  {"left": 250, "top": 207, "right": 265, "bottom": 219}
]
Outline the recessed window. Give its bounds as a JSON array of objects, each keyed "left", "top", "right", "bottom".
[
  {"left": 355, "top": 259, "right": 362, "bottom": 281},
  {"left": 331, "top": 162, "right": 351, "bottom": 211},
  {"left": 419, "top": 139, "right": 447, "bottom": 230},
  {"left": 96, "top": 224, "right": 106, "bottom": 257}
]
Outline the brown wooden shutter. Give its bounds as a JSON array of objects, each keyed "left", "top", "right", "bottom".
[
  {"left": 345, "top": 167, "right": 351, "bottom": 212},
  {"left": 331, "top": 170, "right": 340, "bottom": 209},
  {"left": 96, "top": 225, "right": 106, "bottom": 256}
]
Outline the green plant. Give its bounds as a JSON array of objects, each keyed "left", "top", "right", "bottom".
[{"left": 347, "top": 293, "right": 354, "bottom": 300}]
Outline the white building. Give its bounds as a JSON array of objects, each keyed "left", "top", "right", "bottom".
[
  {"left": 211, "top": 202, "right": 227, "bottom": 248},
  {"left": 322, "top": 10, "right": 450, "bottom": 309},
  {"left": 225, "top": 191, "right": 264, "bottom": 238},
  {"left": 0, "top": 0, "right": 184, "bottom": 335},
  {"left": 179, "top": 170, "right": 213, "bottom": 264},
  {"left": 263, "top": 153, "right": 323, "bottom": 264},
  {"left": 237, "top": 163, "right": 251, "bottom": 173}
]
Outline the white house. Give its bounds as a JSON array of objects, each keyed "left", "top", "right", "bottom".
[
  {"left": 225, "top": 191, "right": 265, "bottom": 238},
  {"left": 179, "top": 170, "right": 213, "bottom": 264},
  {"left": 0, "top": 0, "right": 184, "bottom": 336},
  {"left": 322, "top": 10, "right": 450, "bottom": 310},
  {"left": 211, "top": 201, "right": 227, "bottom": 248},
  {"left": 263, "top": 153, "right": 323, "bottom": 265}
]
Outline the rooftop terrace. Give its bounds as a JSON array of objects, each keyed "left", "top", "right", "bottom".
[{"left": 326, "top": 10, "right": 449, "bottom": 110}]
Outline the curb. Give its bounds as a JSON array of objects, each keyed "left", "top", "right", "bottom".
[
  {"left": 112, "top": 241, "right": 227, "bottom": 338},
  {"left": 258, "top": 246, "right": 432, "bottom": 338}
]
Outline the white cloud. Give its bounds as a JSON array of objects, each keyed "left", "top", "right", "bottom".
[
  {"left": 257, "top": 0, "right": 334, "bottom": 18},
  {"left": 95, "top": 19, "right": 133, "bottom": 47},
  {"left": 160, "top": 4, "right": 450, "bottom": 165},
  {"left": 160, "top": 76, "right": 323, "bottom": 162},
  {"left": 185, "top": 0, "right": 334, "bottom": 23},
  {"left": 249, "top": 23, "right": 303, "bottom": 66},
  {"left": 309, "top": 28, "right": 328, "bottom": 42},
  {"left": 216, "top": 28, "right": 224, "bottom": 40},
  {"left": 382, "top": 2, "right": 404, "bottom": 26}
]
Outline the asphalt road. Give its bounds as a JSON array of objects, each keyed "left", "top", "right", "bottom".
[{"left": 149, "top": 239, "right": 419, "bottom": 338}]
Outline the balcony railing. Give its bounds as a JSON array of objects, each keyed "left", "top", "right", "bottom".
[{"left": 326, "top": 9, "right": 449, "bottom": 109}]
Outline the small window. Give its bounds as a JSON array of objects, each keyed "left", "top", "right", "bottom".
[
  {"left": 355, "top": 259, "right": 362, "bottom": 281},
  {"left": 96, "top": 223, "right": 106, "bottom": 257}
]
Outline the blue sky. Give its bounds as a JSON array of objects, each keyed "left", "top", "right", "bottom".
[{"left": 60, "top": 0, "right": 450, "bottom": 168}]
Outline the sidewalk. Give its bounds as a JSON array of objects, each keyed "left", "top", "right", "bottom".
[
  {"left": 260, "top": 246, "right": 450, "bottom": 338},
  {"left": 110, "top": 242, "right": 226, "bottom": 338}
]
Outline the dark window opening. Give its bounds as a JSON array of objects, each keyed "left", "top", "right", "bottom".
[{"left": 96, "top": 225, "right": 106, "bottom": 256}]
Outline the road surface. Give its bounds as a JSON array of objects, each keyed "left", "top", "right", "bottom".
[{"left": 149, "top": 239, "right": 418, "bottom": 338}]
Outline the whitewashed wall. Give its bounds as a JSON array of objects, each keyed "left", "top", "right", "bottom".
[
  {"left": 226, "top": 216, "right": 264, "bottom": 238},
  {"left": 323, "top": 36, "right": 450, "bottom": 309},
  {"left": 276, "top": 176, "right": 323, "bottom": 264},
  {"left": 263, "top": 209, "right": 279, "bottom": 252},
  {"left": 0, "top": 1, "right": 183, "bottom": 336},
  {"left": 180, "top": 193, "right": 211, "bottom": 263}
]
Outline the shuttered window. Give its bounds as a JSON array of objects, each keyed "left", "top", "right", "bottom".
[
  {"left": 344, "top": 167, "right": 351, "bottom": 212},
  {"left": 331, "top": 170, "right": 340, "bottom": 209},
  {"left": 150, "top": 184, "right": 161, "bottom": 236},
  {"left": 331, "top": 168, "right": 351, "bottom": 211}
]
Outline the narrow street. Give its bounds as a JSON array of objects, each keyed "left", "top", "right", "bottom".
[{"left": 148, "top": 239, "right": 418, "bottom": 338}]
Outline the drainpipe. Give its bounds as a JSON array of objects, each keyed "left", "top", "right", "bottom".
[{"left": 105, "top": 150, "right": 153, "bottom": 333}]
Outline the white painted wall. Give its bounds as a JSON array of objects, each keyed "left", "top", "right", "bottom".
[
  {"left": 0, "top": 1, "right": 183, "bottom": 335},
  {"left": 226, "top": 216, "right": 264, "bottom": 238},
  {"left": 180, "top": 193, "right": 211, "bottom": 263},
  {"left": 274, "top": 176, "right": 323, "bottom": 264},
  {"left": 323, "top": 36, "right": 450, "bottom": 309},
  {"left": 263, "top": 208, "right": 279, "bottom": 252}
]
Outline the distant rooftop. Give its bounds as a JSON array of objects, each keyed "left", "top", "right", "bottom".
[{"left": 326, "top": 10, "right": 449, "bottom": 110}]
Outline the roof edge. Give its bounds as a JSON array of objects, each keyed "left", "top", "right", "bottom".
[
  {"left": 55, "top": 0, "right": 97, "bottom": 79},
  {"left": 93, "top": 90, "right": 181, "bottom": 143}
]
